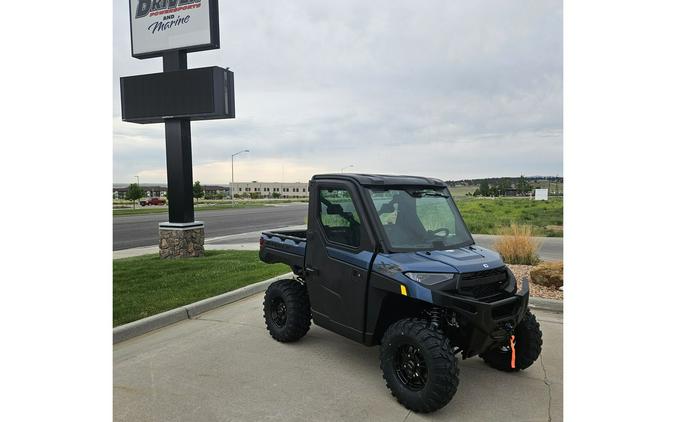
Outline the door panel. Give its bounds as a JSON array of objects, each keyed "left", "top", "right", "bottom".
[{"left": 305, "top": 181, "right": 374, "bottom": 340}]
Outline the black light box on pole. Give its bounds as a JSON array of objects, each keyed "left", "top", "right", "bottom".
[{"left": 120, "top": 66, "right": 235, "bottom": 124}]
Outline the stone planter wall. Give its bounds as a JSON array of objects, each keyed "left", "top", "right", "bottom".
[{"left": 159, "top": 225, "right": 204, "bottom": 258}]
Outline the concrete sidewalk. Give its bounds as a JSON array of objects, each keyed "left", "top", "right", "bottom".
[{"left": 114, "top": 293, "right": 562, "bottom": 421}]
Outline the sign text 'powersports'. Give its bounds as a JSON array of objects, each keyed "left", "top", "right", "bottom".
[{"left": 135, "top": 0, "right": 201, "bottom": 19}]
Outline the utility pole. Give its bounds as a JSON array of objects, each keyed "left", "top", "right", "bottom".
[
  {"left": 231, "top": 149, "right": 250, "bottom": 206},
  {"left": 135, "top": 175, "right": 141, "bottom": 198}
]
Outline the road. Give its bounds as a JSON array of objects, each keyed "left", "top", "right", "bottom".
[
  {"left": 114, "top": 204, "right": 563, "bottom": 260},
  {"left": 113, "top": 204, "right": 307, "bottom": 250},
  {"left": 114, "top": 294, "right": 562, "bottom": 421}
]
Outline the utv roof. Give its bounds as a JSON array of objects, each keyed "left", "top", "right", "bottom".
[{"left": 312, "top": 173, "right": 446, "bottom": 187}]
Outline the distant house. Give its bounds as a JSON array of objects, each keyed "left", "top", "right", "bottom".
[
  {"left": 113, "top": 187, "right": 128, "bottom": 199},
  {"left": 203, "top": 185, "right": 230, "bottom": 197},
  {"left": 113, "top": 185, "right": 167, "bottom": 199}
]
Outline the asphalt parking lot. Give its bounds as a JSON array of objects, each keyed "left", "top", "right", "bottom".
[{"left": 114, "top": 294, "right": 562, "bottom": 421}]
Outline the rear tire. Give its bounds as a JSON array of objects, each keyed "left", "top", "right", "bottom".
[
  {"left": 380, "top": 318, "right": 459, "bottom": 413},
  {"left": 263, "top": 279, "right": 311, "bottom": 342},
  {"left": 480, "top": 309, "right": 543, "bottom": 371}
]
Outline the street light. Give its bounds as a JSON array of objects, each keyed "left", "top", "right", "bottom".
[
  {"left": 340, "top": 164, "right": 354, "bottom": 173},
  {"left": 231, "top": 149, "right": 250, "bottom": 205}
]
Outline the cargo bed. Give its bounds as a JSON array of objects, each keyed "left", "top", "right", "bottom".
[{"left": 259, "top": 229, "right": 307, "bottom": 274}]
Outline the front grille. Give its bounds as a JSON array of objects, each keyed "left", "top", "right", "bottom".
[{"left": 456, "top": 267, "right": 510, "bottom": 302}]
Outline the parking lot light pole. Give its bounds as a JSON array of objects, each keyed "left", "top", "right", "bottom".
[
  {"left": 340, "top": 164, "right": 354, "bottom": 173},
  {"left": 231, "top": 149, "right": 250, "bottom": 206}
]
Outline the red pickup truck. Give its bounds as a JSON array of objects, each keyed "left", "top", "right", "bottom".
[{"left": 139, "top": 197, "right": 166, "bottom": 206}]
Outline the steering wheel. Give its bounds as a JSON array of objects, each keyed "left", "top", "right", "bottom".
[{"left": 430, "top": 228, "right": 450, "bottom": 238}]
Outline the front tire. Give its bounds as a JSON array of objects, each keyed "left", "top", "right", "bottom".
[
  {"left": 263, "top": 279, "right": 311, "bottom": 342},
  {"left": 380, "top": 318, "right": 459, "bottom": 413},
  {"left": 480, "top": 309, "right": 543, "bottom": 371}
]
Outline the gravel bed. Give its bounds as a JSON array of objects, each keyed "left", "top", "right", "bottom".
[{"left": 507, "top": 264, "right": 563, "bottom": 301}]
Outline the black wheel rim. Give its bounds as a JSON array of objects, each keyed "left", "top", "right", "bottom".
[
  {"left": 393, "top": 343, "right": 428, "bottom": 391},
  {"left": 271, "top": 297, "right": 287, "bottom": 327}
]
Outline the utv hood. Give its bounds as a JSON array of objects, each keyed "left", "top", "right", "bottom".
[
  {"left": 413, "top": 245, "right": 504, "bottom": 273},
  {"left": 374, "top": 245, "right": 504, "bottom": 276}
]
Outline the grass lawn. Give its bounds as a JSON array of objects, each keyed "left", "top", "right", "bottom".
[
  {"left": 456, "top": 197, "right": 563, "bottom": 237},
  {"left": 113, "top": 250, "right": 289, "bottom": 326}
]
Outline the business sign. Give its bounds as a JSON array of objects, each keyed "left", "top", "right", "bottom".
[
  {"left": 129, "top": 0, "right": 219, "bottom": 59},
  {"left": 534, "top": 188, "right": 549, "bottom": 201}
]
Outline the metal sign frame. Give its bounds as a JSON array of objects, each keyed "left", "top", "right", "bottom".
[{"left": 128, "top": 0, "right": 220, "bottom": 59}]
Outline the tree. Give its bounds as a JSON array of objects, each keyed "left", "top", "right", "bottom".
[
  {"left": 193, "top": 181, "right": 204, "bottom": 203},
  {"left": 479, "top": 180, "right": 490, "bottom": 196},
  {"left": 272, "top": 192, "right": 281, "bottom": 199},
  {"left": 516, "top": 175, "right": 530, "bottom": 195},
  {"left": 497, "top": 178, "right": 510, "bottom": 196},
  {"left": 127, "top": 183, "right": 144, "bottom": 210}
]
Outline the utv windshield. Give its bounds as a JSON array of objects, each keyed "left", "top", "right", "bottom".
[{"left": 366, "top": 187, "right": 473, "bottom": 251}]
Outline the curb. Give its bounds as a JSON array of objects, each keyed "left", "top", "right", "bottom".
[
  {"left": 113, "top": 272, "right": 293, "bottom": 344},
  {"left": 529, "top": 296, "right": 563, "bottom": 313}
]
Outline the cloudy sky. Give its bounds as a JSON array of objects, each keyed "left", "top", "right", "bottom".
[{"left": 113, "top": 0, "right": 562, "bottom": 185}]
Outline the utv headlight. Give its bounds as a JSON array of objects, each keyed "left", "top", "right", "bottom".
[{"left": 404, "top": 272, "right": 456, "bottom": 286}]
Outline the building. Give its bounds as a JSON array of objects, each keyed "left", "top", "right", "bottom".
[{"left": 230, "top": 181, "right": 309, "bottom": 198}]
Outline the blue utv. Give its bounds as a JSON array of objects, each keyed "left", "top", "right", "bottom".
[{"left": 259, "top": 174, "right": 542, "bottom": 413}]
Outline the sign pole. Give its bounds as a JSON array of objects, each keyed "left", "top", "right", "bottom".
[
  {"left": 164, "top": 118, "right": 194, "bottom": 223},
  {"left": 123, "top": 1, "right": 230, "bottom": 258},
  {"left": 162, "top": 50, "right": 195, "bottom": 223},
  {"left": 162, "top": 49, "right": 188, "bottom": 73}
]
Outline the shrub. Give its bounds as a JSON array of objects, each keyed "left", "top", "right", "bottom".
[
  {"left": 493, "top": 224, "right": 541, "bottom": 265},
  {"left": 530, "top": 261, "right": 563, "bottom": 289}
]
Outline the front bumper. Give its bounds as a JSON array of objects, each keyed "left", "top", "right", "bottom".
[{"left": 431, "top": 272, "right": 530, "bottom": 358}]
